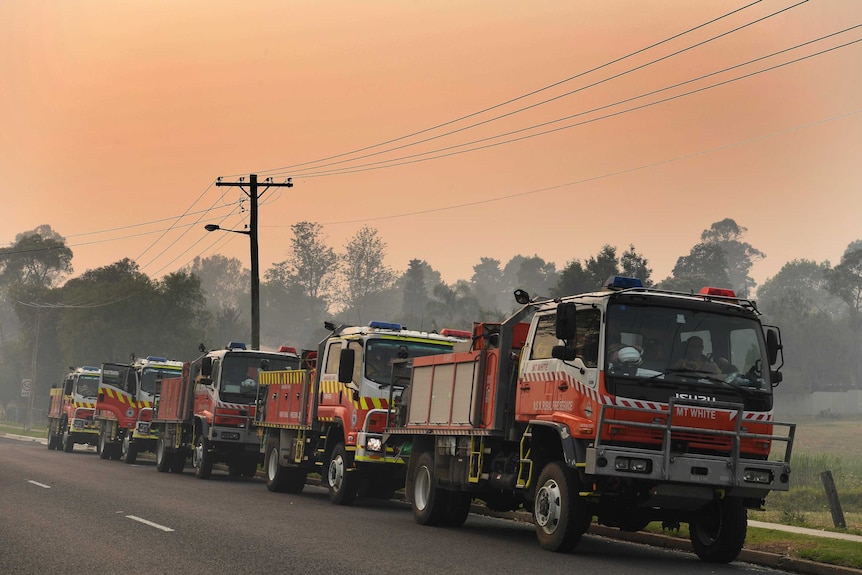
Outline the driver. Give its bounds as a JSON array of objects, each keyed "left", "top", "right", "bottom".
[{"left": 675, "top": 336, "right": 719, "bottom": 373}]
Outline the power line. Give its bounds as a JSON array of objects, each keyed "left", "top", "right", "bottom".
[
  {"left": 294, "top": 108, "right": 860, "bottom": 226},
  {"left": 239, "top": 0, "right": 769, "bottom": 178},
  {"left": 282, "top": 31, "right": 862, "bottom": 179},
  {"left": 273, "top": 1, "right": 809, "bottom": 180}
]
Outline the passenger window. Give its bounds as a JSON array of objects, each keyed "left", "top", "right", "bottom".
[{"left": 530, "top": 314, "right": 558, "bottom": 360}]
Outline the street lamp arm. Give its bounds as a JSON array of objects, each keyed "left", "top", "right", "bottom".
[{"left": 204, "top": 224, "right": 250, "bottom": 235}]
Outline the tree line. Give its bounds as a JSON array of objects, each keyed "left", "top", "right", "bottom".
[{"left": 1, "top": 218, "right": 860, "bottom": 412}]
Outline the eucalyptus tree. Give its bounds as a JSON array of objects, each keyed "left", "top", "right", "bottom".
[{"left": 339, "top": 226, "right": 395, "bottom": 324}]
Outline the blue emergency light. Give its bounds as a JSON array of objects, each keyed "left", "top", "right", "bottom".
[
  {"left": 227, "top": 341, "right": 247, "bottom": 350},
  {"left": 606, "top": 276, "right": 644, "bottom": 290},
  {"left": 369, "top": 321, "right": 402, "bottom": 331}
]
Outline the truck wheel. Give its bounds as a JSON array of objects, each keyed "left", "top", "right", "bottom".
[
  {"left": 121, "top": 434, "right": 138, "bottom": 464},
  {"left": 98, "top": 429, "right": 111, "bottom": 460},
  {"left": 443, "top": 492, "right": 472, "bottom": 527},
  {"left": 156, "top": 437, "right": 170, "bottom": 473},
  {"left": 533, "top": 461, "right": 586, "bottom": 552},
  {"left": 47, "top": 427, "right": 58, "bottom": 450},
  {"left": 265, "top": 438, "right": 306, "bottom": 493},
  {"left": 412, "top": 451, "right": 447, "bottom": 526},
  {"left": 327, "top": 443, "right": 358, "bottom": 505},
  {"left": 62, "top": 426, "right": 74, "bottom": 453},
  {"left": 689, "top": 497, "right": 747, "bottom": 563},
  {"left": 170, "top": 450, "right": 186, "bottom": 473},
  {"left": 193, "top": 435, "right": 213, "bottom": 479}
]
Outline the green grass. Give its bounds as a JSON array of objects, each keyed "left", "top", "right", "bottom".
[{"left": 0, "top": 421, "right": 47, "bottom": 439}]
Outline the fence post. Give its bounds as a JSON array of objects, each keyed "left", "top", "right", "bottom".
[{"left": 820, "top": 470, "right": 846, "bottom": 529}]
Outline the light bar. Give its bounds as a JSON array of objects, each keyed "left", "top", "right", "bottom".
[{"left": 369, "top": 321, "right": 402, "bottom": 331}]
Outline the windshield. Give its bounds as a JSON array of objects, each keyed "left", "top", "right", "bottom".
[
  {"left": 218, "top": 354, "right": 300, "bottom": 401},
  {"left": 364, "top": 339, "right": 453, "bottom": 386},
  {"left": 140, "top": 366, "right": 183, "bottom": 395},
  {"left": 76, "top": 375, "right": 100, "bottom": 398},
  {"left": 604, "top": 303, "right": 772, "bottom": 398}
]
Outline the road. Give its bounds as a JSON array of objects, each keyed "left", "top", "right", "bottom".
[{"left": 1, "top": 436, "right": 802, "bottom": 575}]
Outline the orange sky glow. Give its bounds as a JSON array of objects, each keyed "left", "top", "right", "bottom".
[{"left": 2, "top": 1, "right": 860, "bottom": 293}]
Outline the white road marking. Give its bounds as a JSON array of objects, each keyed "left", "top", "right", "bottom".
[
  {"left": 27, "top": 480, "right": 51, "bottom": 489},
  {"left": 126, "top": 515, "right": 175, "bottom": 532}
]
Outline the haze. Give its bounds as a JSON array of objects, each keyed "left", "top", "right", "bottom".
[{"left": 1, "top": 1, "right": 860, "bottom": 287}]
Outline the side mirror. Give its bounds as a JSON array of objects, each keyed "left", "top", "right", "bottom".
[
  {"left": 552, "top": 345, "right": 577, "bottom": 361},
  {"left": 201, "top": 357, "right": 213, "bottom": 377},
  {"left": 555, "top": 303, "right": 577, "bottom": 340},
  {"left": 766, "top": 328, "right": 782, "bottom": 366},
  {"left": 338, "top": 349, "right": 355, "bottom": 384}
]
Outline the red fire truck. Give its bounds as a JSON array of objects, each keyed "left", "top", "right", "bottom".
[
  {"left": 151, "top": 342, "right": 301, "bottom": 478},
  {"left": 95, "top": 356, "right": 184, "bottom": 463},
  {"left": 47, "top": 366, "right": 101, "bottom": 452},
  {"left": 385, "top": 278, "right": 795, "bottom": 563},
  {"left": 256, "top": 321, "right": 470, "bottom": 505}
]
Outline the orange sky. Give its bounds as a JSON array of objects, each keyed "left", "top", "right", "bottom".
[{"left": 1, "top": 1, "right": 860, "bottom": 293}]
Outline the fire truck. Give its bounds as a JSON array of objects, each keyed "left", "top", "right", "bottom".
[
  {"left": 385, "top": 277, "right": 795, "bottom": 563},
  {"left": 47, "top": 366, "right": 101, "bottom": 452},
  {"left": 95, "top": 356, "right": 184, "bottom": 463},
  {"left": 256, "top": 321, "right": 470, "bottom": 505},
  {"left": 152, "top": 342, "right": 301, "bottom": 479}
]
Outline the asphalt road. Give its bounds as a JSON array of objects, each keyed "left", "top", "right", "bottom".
[{"left": 0, "top": 436, "right": 808, "bottom": 575}]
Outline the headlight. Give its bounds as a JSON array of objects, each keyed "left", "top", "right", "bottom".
[
  {"left": 614, "top": 457, "right": 651, "bottom": 473},
  {"left": 366, "top": 437, "right": 383, "bottom": 452},
  {"left": 743, "top": 468, "right": 773, "bottom": 484}
]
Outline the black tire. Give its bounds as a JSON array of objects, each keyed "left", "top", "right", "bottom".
[
  {"left": 156, "top": 437, "right": 170, "bottom": 473},
  {"left": 412, "top": 451, "right": 448, "bottom": 526},
  {"left": 62, "top": 425, "right": 74, "bottom": 453},
  {"left": 265, "top": 438, "right": 308, "bottom": 494},
  {"left": 689, "top": 497, "right": 748, "bottom": 563},
  {"left": 442, "top": 491, "right": 472, "bottom": 527},
  {"left": 97, "top": 428, "right": 109, "bottom": 459},
  {"left": 533, "top": 461, "right": 587, "bottom": 552},
  {"left": 47, "top": 427, "right": 58, "bottom": 450},
  {"left": 121, "top": 434, "right": 138, "bottom": 465},
  {"left": 170, "top": 450, "right": 186, "bottom": 473},
  {"left": 326, "top": 443, "right": 358, "bottom": 505},
  {"left": 193, "top": 434, "right": 213, "bottom": 479}
]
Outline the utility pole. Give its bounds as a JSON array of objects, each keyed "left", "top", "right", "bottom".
[{"left": 212, "top": 173, "right": 293, "bottom": 350}]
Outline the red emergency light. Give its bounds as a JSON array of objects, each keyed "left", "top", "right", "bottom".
[
  {"left": 699, "top": 287, "right": 737, "bottom": 299},
  {"left": 278, "top": 345, "right": 298, "bottom": 354},
  {"left": 440, "top": 328, "right": 472, "bottom": 339}
]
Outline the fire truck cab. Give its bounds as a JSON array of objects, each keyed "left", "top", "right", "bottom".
[
  {"left": 257, "top": 321, "right": 470, "bottom": 505},
  {"left": 96, "top": 356, "right": 184, "bottom": 463},
  {"left": 47, "top": 366, "right": 101, "bottom": 452},
  {"left": 387, "top": 278, "right": 795, "bottom": 563},
  {"left": 153, "top": 343, "right": 301, "bottom": 479}
]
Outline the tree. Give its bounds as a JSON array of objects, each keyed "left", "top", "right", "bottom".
[
  {"left": 620, "top": 244, "right": 654, "bottom": 287},
  {"left": 658, "top": 243, "right": 730, "bottom": 293},
  {"left": 279, "top": 221, "right": 338, "bottom": 307},
  {"left": 501, "top": 255, "right": 557, "bottom": 305},
  {"left": 584, "top": 245, "right": 619, "bottom": 288},
  {"left": 55, "top": 259, "right": 208, "bottom": 366},
  {"left": 553, "top": 259, "right": 593, "bottom": 298},
  {"left": 471, "top": 257, "right": 506, "bottom": 311},
  {"left": 757, "top": 260, "right": 849, "bottom": 394},
  {"left": 262, "top": 222, "right": 339, "bottom": 346},
  {"left": 426, "top": 280, "right": 479, "bottom": 331},
  {"left": 827, "top": 244, "right": 862, "bottom": 334},
  {"left": 186, "top": 254, "right": 247, "bottom": 310},
  {"left": 339, "top": 226, "right": 396, "bottom": 323},
  {"left": 402, "top": 259, "right": 430, "bottom": 329},
  {"left": 700, "top": 218, "right": 764, "bottom": 297},
  {"left": 0, "top": 225, "right": 73, "bottom": 288}
]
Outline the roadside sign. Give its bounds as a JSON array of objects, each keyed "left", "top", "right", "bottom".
[{"left": 21, "top": 379, "right": 32, "bottom": 397}]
